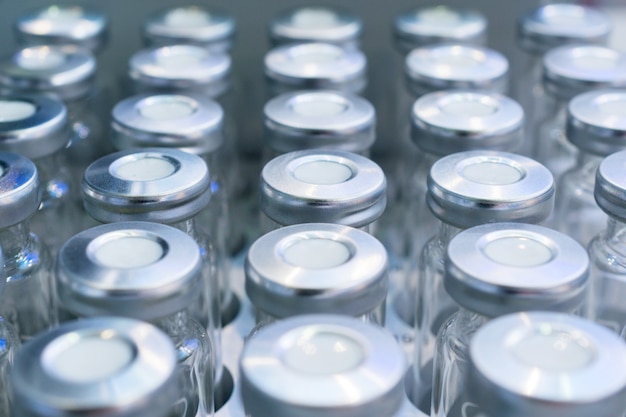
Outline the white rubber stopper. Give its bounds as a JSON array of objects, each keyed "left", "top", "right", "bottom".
[
  {"left": 112, "top": 156, "right": 177, "bottom": 181},
  {"left": 139, "top": 97, "right": 196, "bottom": 121},
  {"left": 291, "top": 8, "right": 339, "bottom": 29},
  {"left": 573, "top": 54, "right": 619, "bottom": 70},
  {"left": 483, "top": 236, "right": 553, "bottom": 267},
  {"left": 0, "top": 100, "right": 36, "bottom": 122},
  {"left": 293, "top": 160, "right": 353, "bottom": 185},
  {"left": 92, "top": 236, "right": 164, "bottom": 269},
  {"left": 542, "top": 6, "right": 589, "bottom": 26},
  {"left": 597, "top": 98, "right": 626, "bottom": 117},
  {"left": 291, "top": 47, "right": 342, "bottom": 65},
  {"left": 164, "top": 8, "right": 212, "bottom": 27},
  {"left": 291, "top": 97, "right": 347, "bottom": 117},
  {"left": 434, "top": 53, "right": 481, "bottom": 68},
  {"left": 17, "top": 48, "right": 65, "bottom": 70},
  {"left": 461, "top": 161, "right": 523, "bottom": 185},
  {"left": 283, "top": 238, "right": 351, "bottom": 269},
  {"left": 441, "top": 100, "right": 497, "bottom": 117},
  {"left": 155, "top": 48, "right": 205, "bottom": 70},
  {"left": 417, "top": 7, "right": 462, "bottom": 25}
]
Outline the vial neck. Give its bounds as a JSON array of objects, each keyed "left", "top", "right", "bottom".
[
  {"left": 436, "top": 221, "right": 463, "bottom": 248},
  {"left": 169, "top": 217, "right": 200, "bottom": 239},
  {"left": 0, "top": 222, "right": 35, "bottom": 258},
  {"left": 575, "top": 150, "right": 603, "bottom": 170},
  {"left": 604, "top": 217, "right": 626, "bottom": 256}
]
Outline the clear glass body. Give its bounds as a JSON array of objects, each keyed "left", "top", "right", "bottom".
[
  {"left": 514, "top": 54, "right": 544, "bottom": 157},
  {"left": 0, "top": 317, "right": 19, "bottom": 417},
  {"left": 0, "top": 222, "right": 56, "bottom": 341}
]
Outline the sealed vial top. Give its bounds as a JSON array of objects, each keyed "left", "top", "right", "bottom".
[
  {"left": 0, "top": 94, "right": 72, "bottom": 159},
  {"left": 594, "top": 150, "right": 626, "bottom": 222},
  {"left": 427, "top": 151, "right": 555, "bottom": 228},
  {"left": 129, "top": 44, "right": 231, "bottom": 97},
  {"left": 245, "top": 223, "right": 388, "bottom": 318},
  {"left": 57, "top": 221, "right": 203, "bottom": 321},
  {"left": 264, "top": 90, "right": 375, "bottom": 154},
  {"left": 518, "top": 4, "right": 611, "bottom": 55},
  {"left": 543, "top": 45, "right": 626, "bottom": 100},
  {"left": 240, "top": 314, "right": 406, "bottom": 417},
  {"left": 82, "top": 148, "right": 211, "bottom": 224},
  {"left": 112, "top": 93, "right": 224, "bottom": 155},
  {"left": 0, "top": 152, "right": 40, "bottom": 228},
  {"left": 142, "top": 5, "right": 235, "bottom": 52},
  {"left": 468, "top": 312, "right": 626, "bottom": 417},
  {"left": 12, "top": 317, "right": 178, "bottom": 417},
  {"left": 0, "top": 45, "right": 95, "bottom": 101},
  {"left": 393, "top": 6, "right": 487, "bottom": 54},
  {"left": 14, "top": 5, "right": 109, "bottom": 53},
  {"left": 411, "top": 90, "right": 524, "bottom": 156},
  {"left": 567, "top": 89, "right": 626, "bottom": 156},
  {"left": 269, "top": 6, "right": 361, "bottom": 48},
  {"left": 265, "top": 42, "right": 366, "bottom": 91},
  {"left": 405, "top": 44, "right": 508, "bottom": 95},
  {"left": 445, "top": 223, "right": 589, "bottom": 318},
  {"left": 260, "top": 150, "right": 386, "bottom": 228}
]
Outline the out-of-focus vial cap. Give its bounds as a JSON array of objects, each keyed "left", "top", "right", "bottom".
[
  {"left": 595, "top": 150, "right": 626, "bottom": 222},
  {"left": 11, "top": 317, "right": 178, "bottom": 417},
  {"left": 240, "top": 314, "right": 406, "bottom": 417},
  {"left": 0, "top": 152, "right": 40, "bottom": 229},
  {"left": 468, "top": 312, "right": 626, "bottom": 417},
  {"left": 14, "top": 4, "right": 109, "bottom": 53},
  {"left": 518, "top": 3, "right": 611, "bottom": 55},
  {"left": 411, "top": 90, "right": 524, "bottom": 156}
]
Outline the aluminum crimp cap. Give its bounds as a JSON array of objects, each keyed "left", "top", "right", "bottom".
[
  {"left": 265, "top": 42, "right": 367, "bottom": 92},
  {"left": 518, "top": 4, "right": 611, "bottom": 55},
  {"left": 142, "top": 5, "right": 235, "bottom": 53},
  {"left": 12, "top": 317, "right": 178, "bottom": 417},
  {"left": 82, "top": 148, "right": 211, "bottom": 224},
  {"left": 0, "top": 45, "right": 95, "bottom": 101},
  {"left": 264, "top": 90, "right": 375, "bottom": 154},
  {"left": 14, "top": 5, "right": 109, "bottom": 53},
  {"left": 543, "top": 45, "right": 626, "bottom": 100},
  {"left": 405, "top": 43, "right": 508, "bottom": 96},
  {"left": 445, "top": 223, "right": 589, "bottom": 317},
  {"left": 260, "top": 150, "right": 387, "bottom": 228},
  {"left": 129, "top": 44, "right": 231, "bottom": 97},
  {"left": 468, "top": 312, "right": 626, "bottom": 417},
  {"left": 0, "top": 151, "right": 40, "bottom": 228},
  {"left": 594, "top": 149, "right": 626, "bottom": 221},
  {"left": 57, "top": 221, "right": 203, "bottom": 320},
  {"left": 411, "top": 90, "right": 524, "bottom": 156},
  {"left": 269, "top": 6, "right": 361, "bottom": 48},
  {"left": 393, "top": 6, "right": 486, "bottom": 54},
  {"left": 112, "top": 93, "right": 224, "bottom": 155},
  {"left": 427, "top": 150, "right": 554, "bottom": 228},
  {"left": 240, "top": 314, "right": 406, "bottom": 417},
  {"left": 0, "top": 94, "right": 71, "bottom": 159},
  {"left": 245, "top": 223, "right": 388, "bottom": 318},
  {"left": 566, "top": 89, "right": 626, "bottom": 156}
]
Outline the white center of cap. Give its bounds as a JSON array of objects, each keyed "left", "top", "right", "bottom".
[
  {"left": 165, "top": 8, "right": 211, "bottom": 27},
  {"left": 17, "top": 48, "right": 66, "bottom": 70},
  {"left": 292, "top": 8, "right": 339, "bottom": 29},
  {"left": 291, "top": 97, "right": 348, "bottom": 117},
  {"left": 40, "top": 6, "right": 84, "bottom": 22},
  {"left": 572, "top": 54, "right": 619, "bottom": 70},
  {"left": 44, "top": 335, "right": 134, "bottom": 383},
  {"left": 93, "top": 236, "right": 164, "bottom": 268},
  {"left": 441, "top": 100, "right": 497, "bottom": 117},
  {"left": 283, "top": 330, "right": 364, "bottom": 374},
  {"left": 596, "top": 99, "right": 626, "bottom": 117},
  {"left": 417, "top": 7, "right": 462, "bottom": 25},
  {"left": 283, "top": 238, "right": 351, "bottom": 269},
  {"left": 483, "top": 236, "right": 553, "bottom": 267},
  {"left": 140, "top": 98, "right": 196, "bottom": 121},
  {"left": 0, "top": 100, "right": 36, "bottom": 122},
  {"left": 155, "top": 48, "right": 205, "bottom": 70},
  {"left": 291, "top": 47, "right": 342, "bottom": 65},
  {"left": 293, "top": 160, "right": 353, "bottom": 184},
  {"left": 512, "top": 326, "right": 595, "bottom": 371},
  {"left": 435, "top": 53, "right": 481, "bottom": 68},
  {"left": 461, "top": 161, "right": 523, "bottom": 185},
  {"left": 542, "top": 7, "right": 588, "bottom": 26},
  {"left": 112, "top": 156, "right": 177, "bottom": 181}
]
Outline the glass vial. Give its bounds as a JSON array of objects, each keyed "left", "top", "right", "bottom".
[
  {"left": 467, "top": 312, "right": 626, "bottom": 417},
  {"left": 240, "top": 314, "right": 406, "bottom": 417},
  {"left": 56, "top": 222, "right": 213, "bottom": 417},
  {"left": 11, "top": 317, "right": 180, "bottom": 417},
  {"left": 554, "top": 89, "right": 626, "bottom": 246},
  {"left": 431, "top": 223, "right": 589, "bottom": 417},
  {"left": 245, "top": 223, "right": 388, "bottom": 328},
  {"left": 0, "top": 249, "right": 19, "bottom": 417}
]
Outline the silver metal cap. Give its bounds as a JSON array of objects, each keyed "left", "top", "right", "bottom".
[
  {"left": 112, "top": 93, "right": 224, "bottom": 155},
  {"left": 566, "top": 89, "right": 626, "bottom": 155},
  {"left": 260, "top": 150, "right": 386, "bottom": 228},
  {"left": 405, "top": 44, "right": 508, "bottom": 95},
  {"left": 12, "top": 317, "right": 178, "bottom": 417},
  {"left": 543, "top": 45, "right": 626, "bottom": 100},
  {"left": 468, "top": 312, "right": 626, "bottom": 417},
  {"left": 240, "top": 314, "right": 406, "bottom": 417},
  {"left": 0, "top": 45, "right": 95, "bottom": 101},
  {"left": 245, "top": 223, "right": 388, "bottom": 318},
  {"left": 595, "top": 150, "right": 626, "bottom": 221},
  {"left": 265, "top": 42, "right": 366, "bottom": 91},
  {"left": 14, "top": 5, "right": 109, "bottom": 53},
  {"left": 129, "top": 44, "right": 231, "bottom": 97},
  {"left": 142, "top": 5, "right": 235, "bottom": 53},
  {"left": 427, "top": 151, "right": 555, "bottom": 228},
  {"left": 264, "top": 90, "right": 375, "bottom": 154},
  {"left": 445, "top": 223, "right": 589, "bottom": 317},
  {"left": 393, "top": 6, "right": 487, "bottom": 54},
  {"left": 518, "top": 4, "right": 611, "bottom": 55},
  {"left": 411, "top": 90, "right": 524, "bottom": 156},
  {"left": 0, "top": 152, "right": 40, "bottom": 228},
  {"left": 57, "top": 221, "right": 203, "bottom": 320},
  {"left": 269, "top": 6, "right": 361, "bottom": 47},
  {"left": 0, "top": 94, "right": 71, "bottom": 159},
  {"left": 82, "top": 148, "right": 211, "bottom": 224}
]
